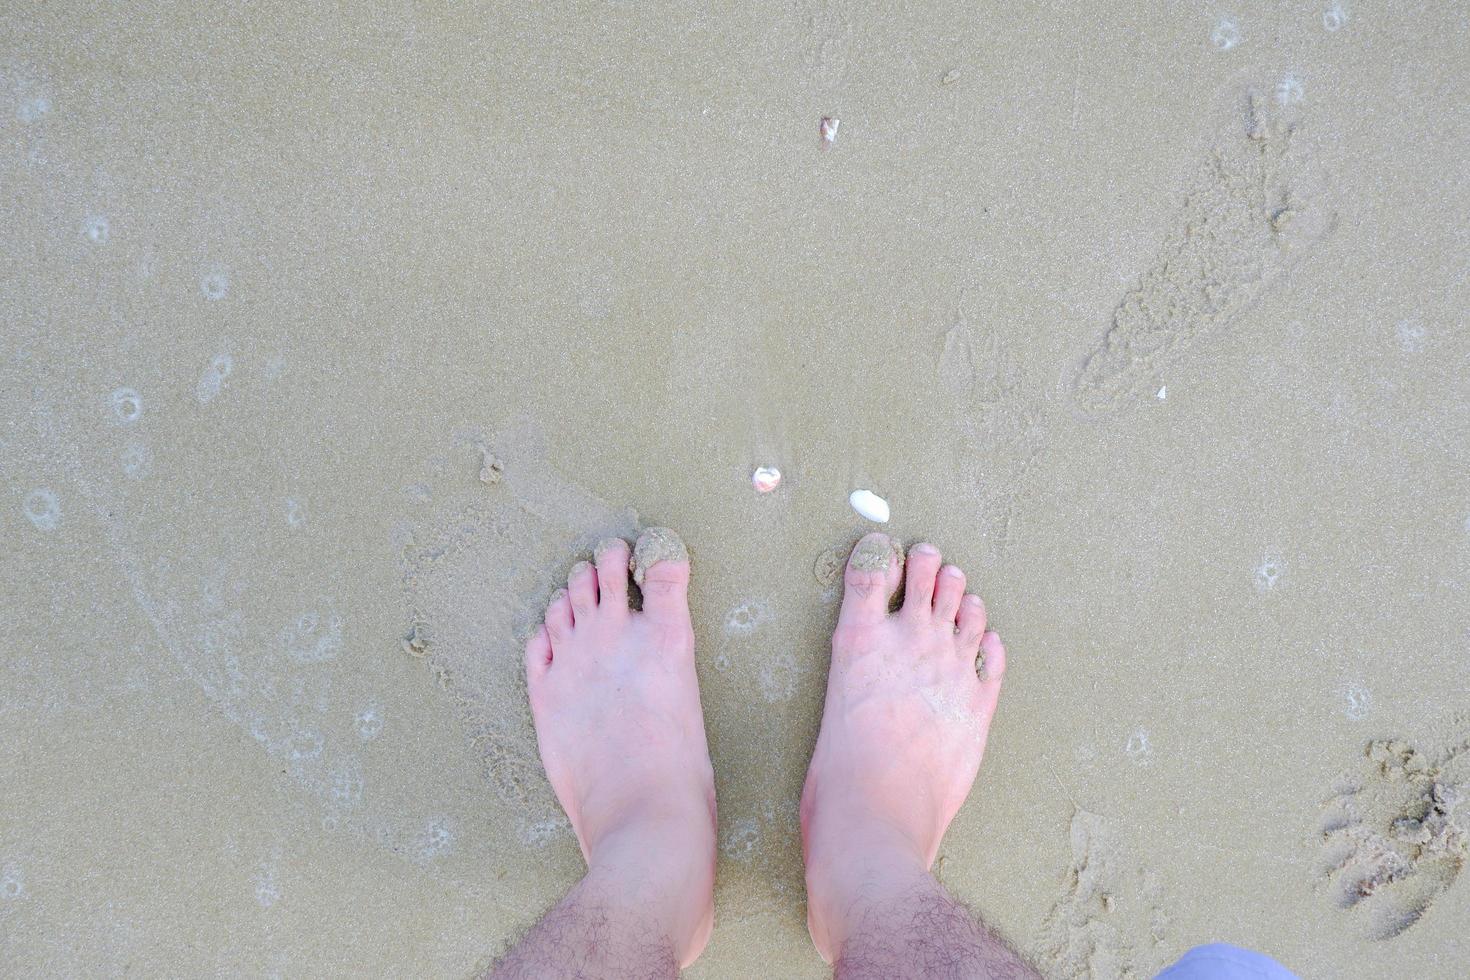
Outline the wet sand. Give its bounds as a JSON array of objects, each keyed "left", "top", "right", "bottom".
[{"left": 3, "top": 2, "right": 1469, "bottom": 976}]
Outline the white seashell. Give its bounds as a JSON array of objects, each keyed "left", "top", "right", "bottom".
[
  {"left": 820, "top": 117, "right": 840, "bottom": 147},
  {"left": 849, "top": 489, "right": 890, "bottom": 523},
  {"left": 752, "top": 466, "right": 781, "bottom": 493}
]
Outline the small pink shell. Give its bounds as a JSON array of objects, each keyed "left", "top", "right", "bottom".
[
  {"left": 752, "top": 466, "right": 782, "bottom": 493},
  {"left": 819, "top": 117, "right": 839, "bottom": 148}
]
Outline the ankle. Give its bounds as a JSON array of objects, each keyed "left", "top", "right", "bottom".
[
  {"left": 804, "top": 820, "right": 930, "bottom": 960},
  {"left": 584, "top": 807, "right": 715, "bottom": 963}
]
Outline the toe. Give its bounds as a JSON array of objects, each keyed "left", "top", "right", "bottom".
[
  {"left": 956, "top": 594, "right": 987, "bottom": 656},
  {"left": 979, "top": 630, "right": 1007, "bottom": 687},
  {"left": 545, "top": 587, "right": 574, "bottom": 643},
  {"left": 933, "top": 564, "right": 966, "bottom": 623},
  {"left": 901, "top": 543, "right": 943, "bottom": 616},
  {"left": 567, "top": 560, "right": 598, "bottom": 622},
  {"left": 524, "top": 624, "right": 552, "bottom": 682},
  {"left": 594, "top": 537, "right": 631, "bottom": 610},
  {"left": 838, "top": 532, "right": 904, "bottom": 626},
  {"left": 633, "top": 528, "right": 692, "bottom": 627}
]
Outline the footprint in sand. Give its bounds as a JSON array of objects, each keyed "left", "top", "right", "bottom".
[
  {"left": 1067, "top": 91, "right": 1337, "bottom": 419},
  {"left": 801, "top": 0, "right": 859, "bottom": 89},
  {"left": 1037, "top": 809, "right": 1170, "bottom": 979},
  {"left": 937, "top": 292, "right": 1045, "bottom": 553},
  {"left": 1317, "top": 721, "right": 1470, "bottom": 940},
  {"left": 400, "top": 421, "right": 637, "bottom": 826}
]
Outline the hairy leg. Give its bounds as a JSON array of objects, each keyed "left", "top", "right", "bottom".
[
  {"left": 490, "top": 861, "right": 679, "bottom": 980},
  {"left": 830, "top": 855, "right": 1035, "bottom": 980},
  {"left": 802, "top": 534, "right": 1039, "bottom": 979},
  {"left": 489, "top": 530, "right": 715, "bottom": 978}
]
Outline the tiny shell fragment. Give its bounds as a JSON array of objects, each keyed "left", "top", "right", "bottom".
[
  {"left": 941, "top": 68, "right": 961, "bottom": 86},
  {"left": 820, "top": 116, "right": 840, "bottom": 148},
  {"left": 752, "top": 466, "right": 782, "bottom": 493},
  {"left": 849, "top": 489, "right": 890, "bottom": 523}
]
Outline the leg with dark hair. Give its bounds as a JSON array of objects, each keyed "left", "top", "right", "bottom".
[
  {"left": 825, "top": 850, "right": 1036, "bottom": 980},
  {"left": 490, "top": 858, "right": 682, "bottom": 979},
  {"left": 802, "top": 535, "right": 1040, "bottom": 979}
]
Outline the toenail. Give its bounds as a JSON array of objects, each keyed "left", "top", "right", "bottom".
[
  {"left": 913, "top": 543, "right": 939, "bottom": 555},
  {"left": 942, "top": 565, "right": 963, "bottom": 577},
  {"left": 570, "top": 560, "right": 592, "bottom": 576},
  {"left": 593, "top": 538, "right": 627, "bottom": 563},
  {"left": 850, "top": 536, "right": 895, "bottom": 572},
  {"left": 631, "top": 527, "right": 689, "bottom": 587},
  {"left": 548, "top": 587, "right": 567, "bottom": 605}
]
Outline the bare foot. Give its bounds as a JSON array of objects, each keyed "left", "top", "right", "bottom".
[
  {"left": 800, "top": 533, "right": 1008, "bottom": 962},
  {"left": 523, "top": 529, "right": 716, "bottom": 967}
]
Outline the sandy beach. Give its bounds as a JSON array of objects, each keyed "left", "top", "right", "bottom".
[{"left": 3, "top": 2, "right": 1468, "bottom": 976}]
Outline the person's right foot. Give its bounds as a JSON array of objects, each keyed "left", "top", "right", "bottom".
[
  {"left": 800, "top": 533, "right": 1008, "bottom": 961},
  {"left": 524, "top": 529, "right": 716, "bottom": 966}
]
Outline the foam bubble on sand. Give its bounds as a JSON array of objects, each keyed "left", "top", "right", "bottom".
[
  {"left": 200, "top": 272, "right": 230, "bottom": 301},
  {"left": 1341, "top": 684, "right": 1373, "bottom": 721},
  {"left": 413, "top": 816, "right": 456, "bottom": 864},
  {"left": 1125, "top": 727, "right": 1154, "bottom": 765},
  {"left": 280, "top": 606, "right": 343, "bottom": 664},
  {"left": 110, "top": 388, "right": 142, "bottom": 423},
  {"left": 756, "top": 650, "right": 801, "bottom": 703},
  {"left": 16, "top": 92, "right": 50, "bottom": 124},
  {"left": 328, "top": 761, "right": 364, "bottom": 808},
  {"left": 353, "top": 704, "right": 384, "bottom": 741},
  {"left": 197, "top": 354, "right": 233, "bottom": 405},
  {"left": 1210, "top": 17, "right": 1241, "bottom": 51},
  {"left": 1396, "top": 318, "right": 1427, "bottom": 354},
  {"left": 82, "top": 215, "right": 110, "bottom": 244},
  {"left": 1276, "top": 75, "right": 1304, "bottom": 107},
  {"left": 120, "top": 442, "right": 150, "bottom": 478},
  {"left": 721, "top": 817, "right": 762, "bottom": 862},
  {"left": 24, "top": 489, "right": 61, "bottom": 530},
  {"left": 0, "top": 862, "right": 24, "bottom": 900},
  {"left": 253, "top": 862, "right": 280, "bottom": 909},
  {"left": 1254, "top": 554, "right": 1286, "bottom": 593},
  {"left": 723, "top": 599, "right": 774, "bottom": 636}
]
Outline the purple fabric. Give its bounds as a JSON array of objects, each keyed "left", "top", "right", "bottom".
[{"left": 1155, "top": 944, "right": 1299, "bottom": 980}]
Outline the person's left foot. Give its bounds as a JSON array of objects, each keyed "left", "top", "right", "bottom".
[
  {"left": 800, "top": 535, "right": 1007, "bottom": 961},
  {"left": 524, "top": 528, "right": 716, "bottom": 966}
]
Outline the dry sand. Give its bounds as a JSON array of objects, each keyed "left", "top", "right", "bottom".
[{"left": 3, "top": 2, "right": 1468, "bottom": 976}]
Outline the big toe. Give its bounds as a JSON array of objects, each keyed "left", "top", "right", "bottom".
[
  {"left": 838, "top": 532, "right": 904, "bottom": 625},
  {"left": 632, "top": 527, "right": 692, "bottom": 626}
]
